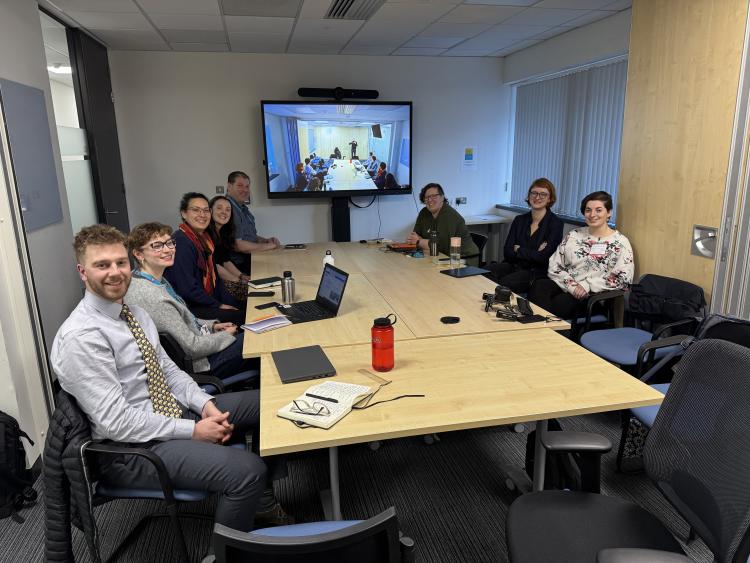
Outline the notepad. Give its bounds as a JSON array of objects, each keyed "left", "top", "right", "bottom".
[
  {"left": 248, "top": 276, "right": 282, "bottom": 289},
  {"left": 241, "top": 314, "right": 291, "bottom": 333},
  {"left": 277, "top": 381, "right": 372, "bottom": 429}
]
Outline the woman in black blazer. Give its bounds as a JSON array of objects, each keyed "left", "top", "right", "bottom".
[{"left": 489, "top": 178, "right": 564, "bottom": 294}]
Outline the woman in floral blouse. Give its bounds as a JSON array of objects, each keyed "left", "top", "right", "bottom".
[{"left": 528, "top": 191, "right": 634, "bottom": 319}]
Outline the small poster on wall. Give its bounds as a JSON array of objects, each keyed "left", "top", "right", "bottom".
[{"left": 462, "top": 146, "right": 477, "bottom": 170}]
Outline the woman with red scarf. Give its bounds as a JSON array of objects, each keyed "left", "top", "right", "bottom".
[{"left": 164, "top": 192, "right": 245, "bottom": 325}]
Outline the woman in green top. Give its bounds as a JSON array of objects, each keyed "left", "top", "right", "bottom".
[{"left": 406, "top": 182, "right": 480, "bottom": 265}]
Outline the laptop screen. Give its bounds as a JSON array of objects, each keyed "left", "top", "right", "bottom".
[{"left": 315, "top": 264, "right": 349, "bottom": 313}]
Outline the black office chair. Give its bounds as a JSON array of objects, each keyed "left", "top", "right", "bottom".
[
  {"left": 158, "top": 332, "right": 256, "bottom": 394},
  {"left": 470, "top": 232, "right": 489, "bottom": 266},
  {"left": 213, "top": 506, "right": 415, "bottom": 562},
  {"left": 506, "top": 339, "right": 750, "bottom": 563},
  {"left": 45, "top": 391, "right": 224, "bottom": 563},
  {"left": 616, "top": 314, "right": 750, "bottom": 472}
]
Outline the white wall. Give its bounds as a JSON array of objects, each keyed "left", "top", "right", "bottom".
[
  {"left": 108, "top": 51, "right": 512, "bottom": 242},
  {"left": 503, "top": 9, "right": 631, "bottom": 85},
  {"left": 0, "top": 2, "right": 82, "bottom": 462}
]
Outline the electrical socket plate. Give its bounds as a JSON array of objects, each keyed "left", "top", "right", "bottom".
[
  {"left": 455, "top": 197, "right": 467, "bottom": 205},
  {"left": 215, "top": 185, "right": 224, "bottom": 194}
]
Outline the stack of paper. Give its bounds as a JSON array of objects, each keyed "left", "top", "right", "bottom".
[{"left": 241, "top": 314, "right": 291, "bottom": 333}]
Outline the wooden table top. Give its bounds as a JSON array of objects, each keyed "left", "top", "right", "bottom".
[
  {"left": 259, "top": 329, "right": 664, "bottom": 456},
  {"left": 242, "top": 242, "right": 568, "bottom": 357}
]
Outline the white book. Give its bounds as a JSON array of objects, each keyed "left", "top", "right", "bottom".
[{"left": 277, "top": 381, "right": 372, "bottom": 429}]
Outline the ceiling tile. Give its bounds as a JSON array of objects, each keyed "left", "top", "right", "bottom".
[
  {"left": 533, "top": 0, "right": 616, "bottom": 8},
  {"left": 170, "top": 42, "right": 229, "bottom": 51},
  {"left": 149, "top": 13, "right": 224, "bottom": 30},
  {"left": 602, "top": 0, "right": 632, "bottom": 10},
  {"left": 559, "top": 10, "right": 614, "bottom": 28},
  {"left": 65, "top": 11, "right": 152, "bottom": 30},
  {"left": 41, "top": 27, "right": 70, "bottom": 53},
  {"left": 403, "top": 36, "right": 464, "bottom": 48},
  {"left": 287, "top": 42, "right": 342, "bottom": 54},
  {"left": 52, "top": 0, "right": 138, "bottom": 13},
  {"left": 502, "top": 7, "right": 591, "bottom": 26},
  {"left": 225, "top": 15, "right": 295, "bottom": 33},
  {"left": 533, "top": 26, "right": 568, "bottom": 40},
  {"left": 392, "top": 47, "right": 446, "bottom": 56},
  {"left": 479, "top": 24, "right": 550, "bottom": 41},
  {"left": 462, "top": 0, "right": 537, "bottom": 5},
  {"left": 91, "top": 29, "right": 170, "bottom": 49},
  {"left": 298, "top": 0, "right": 331, "bottom": 19},
  {"left": 221, "top": 0, "right": 302, "bottom": 17},
  {"left": 492, "top": 38, "right": 540, "bottom": 56},
  {"left": 371, "top": 2, "right": 455, "bottom": 21},
  {"left": 228, "top": 32, "right": 289, "bottom": 52},
  {"left": 45, "top": 47, "right": 70, "bottom": 65},
  {"left": 439, "top": 5, "right": 524, "bottom": 24},
  {"left": 441, "top": 47, "right": 495, "bottom": 56},
  {"left": 458, "top": 34, "right": 519, "bottom": 51},
  {"left": 161, "top": 29, "right": 226, "bottom": 42},
  {"left": 138, "top": 0, "right": 221, "bottom": 15},
  {"left": 419, "top": 22, "right": 492, "bottom": 37}
]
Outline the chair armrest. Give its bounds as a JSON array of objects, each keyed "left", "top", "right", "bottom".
[
  {"left": 575, "top": 290, "right": 625, "bottom": 335},
  {"left": 399, "top": 534, "right": 416, "bottom": 563},
  {"left": 191, "top": 373, "right": 226, "bottom": 394},
  {"left": 540, "top": 431, "right": 612, "bottom": 453},
  {"left": 652, "top": 318, "right": 698, "bottom": 340},
  {"left": 84, "top": 442, "right": 179, "bottom": 504},
  {"left": 635, "top": 335, "right": 691, "bottom": 379},
  {"left": 597, "top": 548, "right": 693, "bottom": 563}
]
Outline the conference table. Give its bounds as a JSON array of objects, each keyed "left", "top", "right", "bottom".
[
  {"left": 323, "top": 159, "right": 376, "bottom": 191},
  {"left": 243, "top": 243, "right": 663, "bottom": 520}
]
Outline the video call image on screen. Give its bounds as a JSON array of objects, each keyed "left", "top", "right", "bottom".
[{"left": 262, "top": 102, "right": 411, "bottom": 194}]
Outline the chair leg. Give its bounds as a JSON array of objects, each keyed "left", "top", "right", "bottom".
[{"left": 166, "top": 502, "right": 191, "bottom": 563}]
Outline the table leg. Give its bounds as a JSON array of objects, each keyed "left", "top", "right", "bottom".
[
  {"left": 320, "top": 446, "right": 342, "bottom": 520},
  {"left": 532, "top": 419, "right": 548, "bottom": 491}
]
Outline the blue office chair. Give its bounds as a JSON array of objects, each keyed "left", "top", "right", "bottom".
[
  {"left": 506, "top": 339, "right": 750, "bottom": 563},
  {"left": 616, "top": 314, "right": 750, "bottom": 472},
  {"left": 566, "top": 289, "right": 625, "bottom": 342},
  {"left": 213, "top": 506, "right": 415, "bottom": 563},
  {"left": 579, "top": 274, "right": 706, "bottom": 374}
]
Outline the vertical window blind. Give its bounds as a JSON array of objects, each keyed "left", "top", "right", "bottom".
[{"left": 510, "top": 59, "right": 628, "bottom": 221}]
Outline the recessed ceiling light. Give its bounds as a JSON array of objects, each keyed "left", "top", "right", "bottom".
[{"left": 47, "top": 64, "right": 72, "bottom": 75}]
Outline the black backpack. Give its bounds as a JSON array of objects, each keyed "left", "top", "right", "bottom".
[
  {"left": 0, "top": 410, "right": 38, "bottom": 522},
  {"left": 524, "top": 418, "right": 582, "bottom": 491}
]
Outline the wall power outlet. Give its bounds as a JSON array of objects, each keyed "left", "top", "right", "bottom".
[{"left": 455, "top": 196, "right": 467, "bottom": 205}]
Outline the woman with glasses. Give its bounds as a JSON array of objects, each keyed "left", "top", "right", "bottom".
[
  {"left": 488, "top": 178, "right": 564, "bottom": 293},
  {"left": 209, "top": 195, "right": 251, "bottom": 303},
  {"left": 126, "top": 222, "right": 257, "bottom": 380},
  {"left": 529, "top": 190, "right": 634, "bottom": 319},
  {"left": 163, "top": 192, "right": 245, "bottom": 325},
  {"left": 406, "top": 182, "right": 480, "bottom": 265}
]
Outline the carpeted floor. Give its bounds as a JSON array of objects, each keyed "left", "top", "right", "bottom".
[{"left": 0, "top": 411, "right": 713, "bottom": 562}]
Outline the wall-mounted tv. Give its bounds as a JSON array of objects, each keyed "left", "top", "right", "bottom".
[{"left": 261, "top": 100, "right": 412, "bottom": 199}]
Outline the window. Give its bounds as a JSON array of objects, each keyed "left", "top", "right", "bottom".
[{"left": 509, "top": 58, "right": 628, "bottom": 221}]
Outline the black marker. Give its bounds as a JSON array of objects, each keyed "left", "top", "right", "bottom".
[{"left": 305, "top": 393, "right": 338, "bottom": 404}]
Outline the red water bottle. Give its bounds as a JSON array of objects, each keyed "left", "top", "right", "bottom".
[{"left": 371, "top": 314, "right": 396, "bottom": 372}]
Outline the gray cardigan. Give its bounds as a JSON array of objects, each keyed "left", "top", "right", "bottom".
[{"left": 126, "top": 276, "right": 235, "bottom": 373}]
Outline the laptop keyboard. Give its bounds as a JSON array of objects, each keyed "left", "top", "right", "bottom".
[{"left": 289, "top": 300, "right": 330, "bottom": 321}]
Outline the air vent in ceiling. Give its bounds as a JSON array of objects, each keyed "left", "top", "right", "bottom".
[{"left": 325, "top": 0, "right": 385, "bottom": 20}]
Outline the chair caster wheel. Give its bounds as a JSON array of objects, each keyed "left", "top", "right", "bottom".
[
  {"left": 368, "top": 441, "right": 381, "bottom": 451},
  {"left": 513, "top": 423, "right": 525, "bottom": 433},
  {"left": 505, "top": 478, "right": 516, "bottom": 491}
]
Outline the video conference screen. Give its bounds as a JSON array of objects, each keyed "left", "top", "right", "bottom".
[{"left": 261, "top": 101, "right": 412, "bottom": 199}]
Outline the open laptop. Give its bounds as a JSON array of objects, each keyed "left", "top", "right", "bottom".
[{"left": 277, "top": 263, "right": 349, "bottom": 324}]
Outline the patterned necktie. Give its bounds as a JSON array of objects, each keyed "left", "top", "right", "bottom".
[{"left": 120, "top": 304, "right": 183, "bottom": 418}]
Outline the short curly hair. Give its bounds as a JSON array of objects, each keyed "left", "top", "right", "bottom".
[
  {"left": 127, "top": 222, "right": 173, "bottom": 258},
  {"left": 73, "top": 224, "right": 126, "bottom": 262}
]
